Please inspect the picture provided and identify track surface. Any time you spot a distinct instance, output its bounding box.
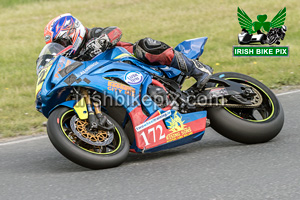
[1,91,300,200]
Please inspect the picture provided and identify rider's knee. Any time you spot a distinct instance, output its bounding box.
[134,37,174,65]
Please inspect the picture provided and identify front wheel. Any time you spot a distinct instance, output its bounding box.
[207,72,284,144]
[47,107,129,169]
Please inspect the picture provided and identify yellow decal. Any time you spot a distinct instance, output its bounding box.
[73,98,88,120]
[107,81,136,96]
[114,53,134,60]
[35,61,53,96]
[166,112,193,142]
[167,111,186,133]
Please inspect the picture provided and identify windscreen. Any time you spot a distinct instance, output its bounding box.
[36,43,65,75]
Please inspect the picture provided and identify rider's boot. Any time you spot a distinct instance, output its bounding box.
[170,51,213,90]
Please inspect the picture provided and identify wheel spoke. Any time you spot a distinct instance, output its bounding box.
[107,144,116,150]
[101,144,114,153]
[241,109,256,120]
[256,107,269,119]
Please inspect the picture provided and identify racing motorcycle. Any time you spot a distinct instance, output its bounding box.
[35,37,284,169]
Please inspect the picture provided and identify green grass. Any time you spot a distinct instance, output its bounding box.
[0,0,49,7]
[0,0,299,138]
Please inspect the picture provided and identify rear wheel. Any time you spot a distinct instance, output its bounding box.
[47,107,129,169]
[207,72,284,144]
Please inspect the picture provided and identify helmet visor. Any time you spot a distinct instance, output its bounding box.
[53,37,71,47]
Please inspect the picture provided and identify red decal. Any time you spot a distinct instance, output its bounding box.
[129,107,206,150]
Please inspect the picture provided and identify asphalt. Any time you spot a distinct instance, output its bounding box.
[1,90,300,200]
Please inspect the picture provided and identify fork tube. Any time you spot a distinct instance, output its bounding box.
[81,88,98,129]
[94,102,101,115]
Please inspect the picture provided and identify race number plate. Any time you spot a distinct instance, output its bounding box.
[129,107,206,150]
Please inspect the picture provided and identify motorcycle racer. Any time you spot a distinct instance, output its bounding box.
[44,13,213,89]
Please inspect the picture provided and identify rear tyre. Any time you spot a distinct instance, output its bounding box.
[47,107,129,169]
[207,72,284,144]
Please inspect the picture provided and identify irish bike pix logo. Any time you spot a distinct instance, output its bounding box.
[233,7,289,57]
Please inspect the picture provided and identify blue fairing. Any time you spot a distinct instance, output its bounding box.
[36,38,208,152]
[36,37,208,117]
[174,37,208,59]
[143,131,205,153]
[38,56,149,117]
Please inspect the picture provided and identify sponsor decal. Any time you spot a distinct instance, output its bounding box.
[107,81,136,97]
[165,112,192,142]
[135,110,171,132]
[124,71,144,85]
[75,61,99,77]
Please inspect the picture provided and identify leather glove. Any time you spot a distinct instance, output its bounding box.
[85,34,110,57]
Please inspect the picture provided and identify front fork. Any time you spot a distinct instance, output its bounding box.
[74,88,114,131]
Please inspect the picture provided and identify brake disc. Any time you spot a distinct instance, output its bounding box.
[70,116,114,146]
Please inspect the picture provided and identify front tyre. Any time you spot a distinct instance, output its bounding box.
[47,107,129,169]
[207,72,284,144]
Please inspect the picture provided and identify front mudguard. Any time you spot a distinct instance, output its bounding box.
[48,98,89,120]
